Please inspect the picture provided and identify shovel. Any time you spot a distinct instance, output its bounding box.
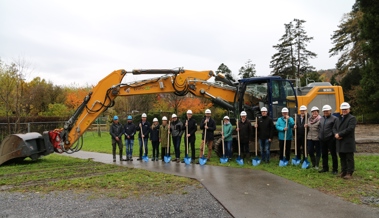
[302,113,310,169]
[292,114,301,166]
[140,124,149,162]
[220,120,228,164]
[199,122,208,166]
[164,121,171,163]
[236,119,244,166]
[279,118,288,167]
[184,120,192,165]
[253,117,261,166]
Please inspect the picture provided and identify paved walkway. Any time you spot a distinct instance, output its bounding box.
[65,151,379,218]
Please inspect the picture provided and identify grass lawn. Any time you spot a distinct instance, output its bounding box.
[0,154,199,198]
[79,131,379,207]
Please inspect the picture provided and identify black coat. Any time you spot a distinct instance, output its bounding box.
[182,117,197,143]
[137,121,151,139]
[124,122,136,140]
[110,122,124,139]
[200,117,216,141]
[150,124,160,142]
[295,113,309,138]
[333,113,356,153]
[237,119,252,143]
[257,116,274,140]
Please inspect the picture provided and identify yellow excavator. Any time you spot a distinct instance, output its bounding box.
[0,68,344,165]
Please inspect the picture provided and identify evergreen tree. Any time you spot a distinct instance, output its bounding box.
[329,6,366,75]
[216,63,235,82]
[270,19,316,79]
[238,59,256,79]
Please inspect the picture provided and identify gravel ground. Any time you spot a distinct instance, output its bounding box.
[0,186,232,218]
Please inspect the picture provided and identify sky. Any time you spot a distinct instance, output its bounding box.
[0,0,355,87]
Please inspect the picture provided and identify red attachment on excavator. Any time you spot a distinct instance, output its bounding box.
[48,129,64,153]
[0,131,54,166]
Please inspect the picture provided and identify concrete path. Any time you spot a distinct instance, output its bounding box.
[65,151,379,218]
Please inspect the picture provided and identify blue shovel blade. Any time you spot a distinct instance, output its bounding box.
[184,157,192,165]
[302,159,310,169]
[220,156,228,164]
[279,158,288,167]
[164,155,171,163]
[142,155,149,162]
[236,157,244,165]
[291,157,301,166]
[253,157,261,166]
[199,157,207,165]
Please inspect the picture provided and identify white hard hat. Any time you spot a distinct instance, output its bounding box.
[153,118,158,122]
[261,107,268,112]
[240,111,247,116]
[205,109,211,114]
[141,113,147,118]
[281,107,289,113]
[162,116,168,121]
[340,102,350,110]
[322,105,332,111]
[172,114,177,118]
[311,106,319,112]
[223,116,230,120]
[300,105,307,111]
[187,110,193,114]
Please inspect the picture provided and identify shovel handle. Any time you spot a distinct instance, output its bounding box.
[140,124,145,154]
[304,113,308,158]
[236,119,240,156]
[186,120,189,155]
[221,120,225,155]
[283,118,288,157]
[203,122,207,156]
[167,121,170,155]
[294,114,297,156]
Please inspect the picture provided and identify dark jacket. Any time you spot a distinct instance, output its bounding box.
[200,117,216,141]
[170,120,184,137]
[137,121,151,139]
[110,122,124,139]
[124,122,136,140]
[150,124,160,142]
[333,113,356,153]
[296,113,309,138]
[237,118,252,143]
[182,117,197,143]
[319,114,337,141]
[257,116,274,140]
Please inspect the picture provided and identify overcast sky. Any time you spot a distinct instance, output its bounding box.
[0,0,355,87]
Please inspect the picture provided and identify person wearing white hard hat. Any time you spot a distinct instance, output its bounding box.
[255,107,274,163]
[170,113,183,163]
[159,116,169,161]
[333,102,356,179]
[110,115,126,162]
[150,118,160,161]
[294,105,309,162]
[236,111,253,161]
[124,115,136,161]
[318,105,338,174]
[198,109,216,163]
[222,116,233,160]
[137,113,151,161]
[276,107,295,162]
[305,106,322,169]
[181,109,197,163]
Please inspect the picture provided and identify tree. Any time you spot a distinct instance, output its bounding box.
[329,9,366,75]
[238,59,256,79]
[357,0,379,114]
[270,19,317,79]
[216,63,235,83]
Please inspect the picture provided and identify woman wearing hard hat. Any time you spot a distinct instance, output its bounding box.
[305,106,322,169]
[150,118,160,161]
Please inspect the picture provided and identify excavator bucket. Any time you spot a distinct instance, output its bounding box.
[0,131,54,166]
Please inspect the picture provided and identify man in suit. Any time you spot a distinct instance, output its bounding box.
[333,102,357,179]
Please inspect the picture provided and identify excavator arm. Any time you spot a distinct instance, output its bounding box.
[55,69,237,153]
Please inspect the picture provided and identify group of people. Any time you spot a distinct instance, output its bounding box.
[110,102,356,179]
[110,109,218,164]
[269,102,356,179]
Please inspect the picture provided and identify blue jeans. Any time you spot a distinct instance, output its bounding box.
[138,138,148,158]
[172,136,181,159]
[125,139,134,159]
[259,139,271,162]
[224,140,232,159]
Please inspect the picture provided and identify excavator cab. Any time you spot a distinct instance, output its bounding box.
[238,76,298,121]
